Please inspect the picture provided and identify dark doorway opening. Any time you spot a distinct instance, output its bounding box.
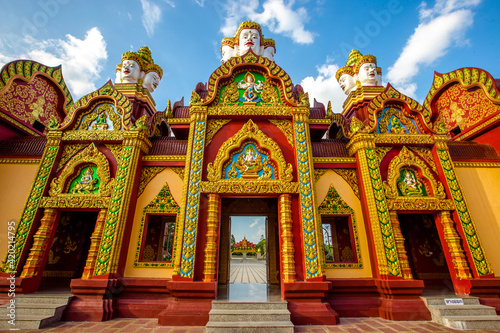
[399,214,454,295]
[40,211,98,291]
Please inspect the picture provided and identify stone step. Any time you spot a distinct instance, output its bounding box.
[211,300,288,310]
[209,309,290,322]
[12,294,72,303]
[442,315,500,330]
[207,300,294,332]
[206,321,294,333]
[0,302,67,317]
[423,296,480,306]
[429,304,497,317]
[0,313,61,330]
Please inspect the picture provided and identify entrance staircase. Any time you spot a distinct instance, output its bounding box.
[206,300,294,332]
[0,293,73,330]
[423,296,500,330]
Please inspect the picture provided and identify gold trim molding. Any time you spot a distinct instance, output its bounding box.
[387,197,455,211]
[454,161,500,168]
[0,158,40,164]
[313,157,357,164]
[200,180,299,194]
[41,196,110,209]
[142,155,186,162]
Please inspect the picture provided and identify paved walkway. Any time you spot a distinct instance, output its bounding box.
[6,317,500,332]
[229,258,266,283]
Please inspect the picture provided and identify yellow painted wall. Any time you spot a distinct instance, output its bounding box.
[455,167,500,277]
[315,170,373,278]
[0,162,40,261]
[124,167,184,278]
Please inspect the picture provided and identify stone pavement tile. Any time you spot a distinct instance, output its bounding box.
[377,327,398,333]
[188,328,205,333]
[311,328,327,333]
[360,319,386,328]
[323,326,346,333]
[345,328,364,333]
[294,327,311,332]
[354,324,378,332]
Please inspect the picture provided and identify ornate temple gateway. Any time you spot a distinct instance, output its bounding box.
[1,21,500,327]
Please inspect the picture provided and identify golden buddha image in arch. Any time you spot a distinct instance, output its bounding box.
[383,146,445,200]
[206,119,293,182]
[48,143,114,197]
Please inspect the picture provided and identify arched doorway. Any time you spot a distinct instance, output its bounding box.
[218,197,280,301]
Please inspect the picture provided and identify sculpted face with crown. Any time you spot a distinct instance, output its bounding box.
[115,46,163,93]
[336,50,382,94]
[221,21,276,63]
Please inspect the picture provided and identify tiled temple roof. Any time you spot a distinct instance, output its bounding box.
[447,141,500,161]
[149,136,188,156]
[311,139,350,157]
[0,136,46,157]
[309,107,326,119]
[173,106,189,118]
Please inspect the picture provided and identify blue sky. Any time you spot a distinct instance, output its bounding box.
[231,216,266,245]
[0,0,499,114]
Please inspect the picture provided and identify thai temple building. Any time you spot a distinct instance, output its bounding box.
[1,20,500,330]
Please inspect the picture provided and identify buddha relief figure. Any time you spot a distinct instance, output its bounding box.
[220,21,276,63]
[71,167,99,194]
[238,72,263,103]
[390,116,407,134]
[397,169,424,197]
[115,46,163,92]
[235,145,263,176]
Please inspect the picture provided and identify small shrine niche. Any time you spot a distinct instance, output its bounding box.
[225,142,275,180]
[397,168,427,197]
[68,165,100,194]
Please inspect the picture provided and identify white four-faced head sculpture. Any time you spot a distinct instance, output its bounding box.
[220,21,276,63]
[357,62,378,86]
[121,59,141,83]
[238,28,261,55]
[336,67,357,95]
[143,71,161,93]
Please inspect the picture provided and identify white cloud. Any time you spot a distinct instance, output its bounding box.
[301,63,346,114]
[194,0,205,6]
[141,0,162,37]
[387,0,480,98]
[221,0,315,44]
[249,219,260,228]
[164,0,175,7]
[0,27,107,98]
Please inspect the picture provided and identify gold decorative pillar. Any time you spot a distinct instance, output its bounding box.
[93,130,151,276]
[439,211,472,279]
[21,208,58,277]
[174,104,207,279]
[347,134,401,278]
[279,194,296,282]
[433,139,492,277]
[82,209,107,279]
[388,211,412,279]
[293,107,323,280]
[2,131,61,273]
[203,193,220,282]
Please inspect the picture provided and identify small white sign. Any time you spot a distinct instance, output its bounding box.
[445,298,464,306]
